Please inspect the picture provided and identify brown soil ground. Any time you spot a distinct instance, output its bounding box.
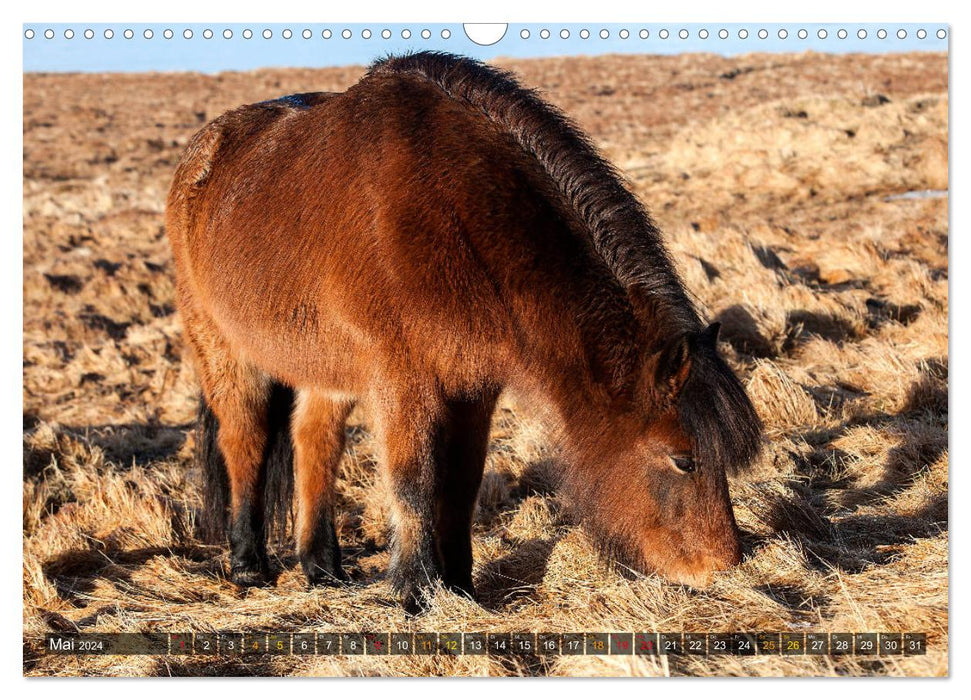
[23,51,948,677]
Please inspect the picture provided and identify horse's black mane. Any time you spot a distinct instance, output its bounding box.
[370,51,762,472]
[679,329,763,474]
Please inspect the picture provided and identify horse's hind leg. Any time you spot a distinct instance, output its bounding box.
[435,393,498,597]
[182,301,275,586]
[292,390,353,586]
[205,363,273,585]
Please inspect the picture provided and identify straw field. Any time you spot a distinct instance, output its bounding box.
[23,51,948,676]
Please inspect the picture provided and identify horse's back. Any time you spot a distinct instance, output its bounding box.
[166,75,560,391]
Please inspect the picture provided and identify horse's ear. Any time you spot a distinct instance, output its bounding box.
[653,333,693,398]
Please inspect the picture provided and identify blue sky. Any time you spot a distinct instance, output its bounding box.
[23,23,948,73]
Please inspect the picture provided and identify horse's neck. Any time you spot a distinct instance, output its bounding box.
[510,285,640,412]
[513,277,701,426]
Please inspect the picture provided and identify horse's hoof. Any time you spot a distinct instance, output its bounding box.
[304,568,348,588]
[397,582,435,616]
[445,579,476,601]
[301,554,347,587]
[231,565,270,588]
[402,592,426,617]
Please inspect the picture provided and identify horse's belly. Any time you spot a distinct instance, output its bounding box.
[210,290,372,393]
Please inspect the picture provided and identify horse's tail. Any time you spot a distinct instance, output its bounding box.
[196,384,296,543]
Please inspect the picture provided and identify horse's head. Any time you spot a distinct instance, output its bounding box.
[564,322,763,587]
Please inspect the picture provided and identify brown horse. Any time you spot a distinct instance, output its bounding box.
[166,52,762,611]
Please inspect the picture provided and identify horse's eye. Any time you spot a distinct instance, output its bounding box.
[672,455,696,473]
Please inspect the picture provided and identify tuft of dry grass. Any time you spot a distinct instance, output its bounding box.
[23,51,947,676]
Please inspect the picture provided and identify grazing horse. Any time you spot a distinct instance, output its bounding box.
[166,51,762,611]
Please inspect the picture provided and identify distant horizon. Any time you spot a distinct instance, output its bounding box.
[23,22,948,74]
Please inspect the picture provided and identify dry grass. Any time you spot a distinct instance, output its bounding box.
[23,51,948,677]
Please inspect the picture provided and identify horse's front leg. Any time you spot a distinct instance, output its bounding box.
[379,390,447,614]
[435,393,498,598]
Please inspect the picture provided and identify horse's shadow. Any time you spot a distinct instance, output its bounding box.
[77,422,190,468]
[473,536,559,611]
[24,419,190,477]
[27,420,220,612]
[714,304,870,360]
[754,582,829,613]
[713,292,925,362]
[747,363,947,575]
[467,455,566,611]
[40,543,225,610]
